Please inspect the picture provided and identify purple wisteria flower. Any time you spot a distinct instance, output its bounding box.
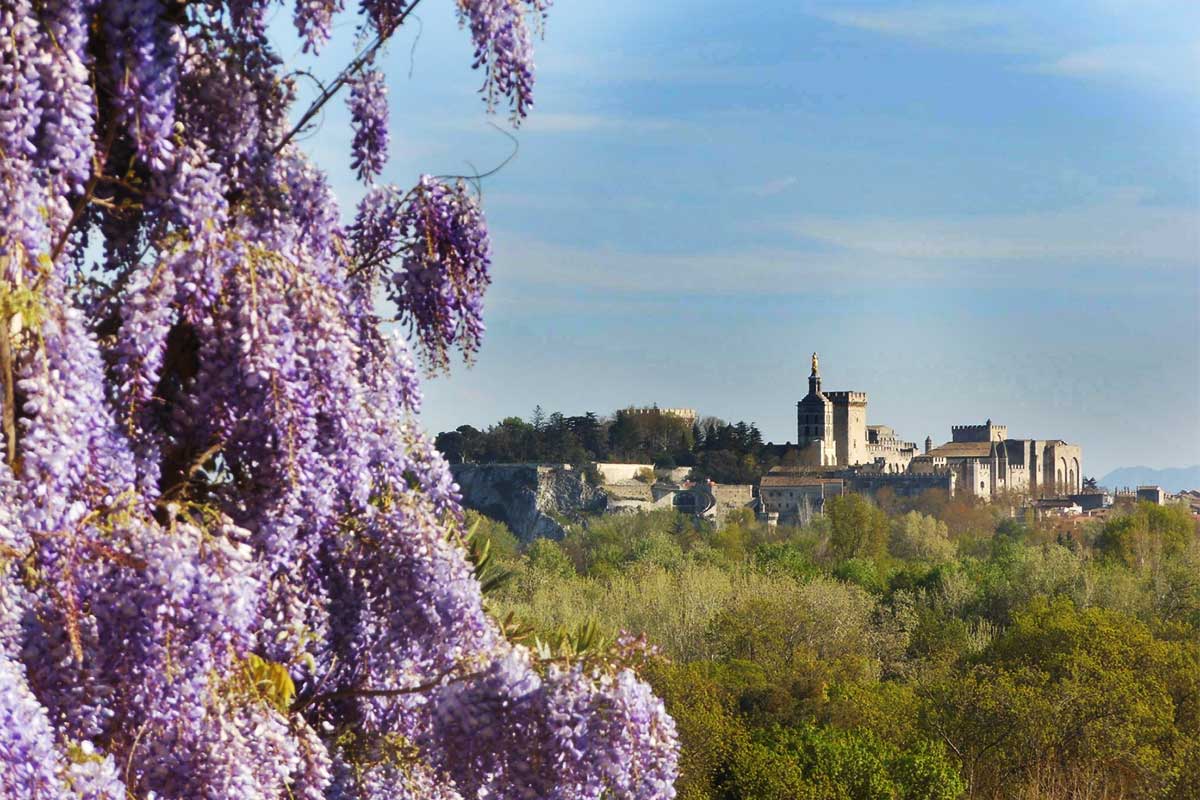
[348,69,390,182]
[457,0,552,119]
[0,0,678,798]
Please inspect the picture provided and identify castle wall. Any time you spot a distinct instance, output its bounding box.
[827,391,868,466]
[594,463,655,482]
[1044,442,1082,494]
[795,439,834,467]
[952,422,1008,443]
[759,480,844,523]
[957,459,992,499]
[847,471,955,499]
[628,407,698,425]
[867,443,916,473]
[865,425,917,473]
[1002,463,1029,494]
[1023,440,1048,496]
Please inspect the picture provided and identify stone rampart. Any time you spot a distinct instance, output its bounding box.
[594,462,654,483]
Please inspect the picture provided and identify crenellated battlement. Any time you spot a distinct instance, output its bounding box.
[824,391,868,404]
[952,421,1008,442]
[628,407,698,424]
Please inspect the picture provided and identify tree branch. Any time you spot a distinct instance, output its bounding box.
[51,119,120,265]
[0,317,16,467]
[291,663,468,713]
[272,1,426,157]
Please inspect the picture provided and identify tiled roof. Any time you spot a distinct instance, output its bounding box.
[760,475,844,488]
[926,442,993,459]
[766,465,843,475]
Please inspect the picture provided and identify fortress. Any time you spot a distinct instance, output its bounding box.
[778,353,1083,507]
[912,420,1082,499]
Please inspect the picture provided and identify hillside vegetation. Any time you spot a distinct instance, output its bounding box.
[470,496,1200,800]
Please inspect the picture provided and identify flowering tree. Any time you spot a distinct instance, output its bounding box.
[0,1,678,797]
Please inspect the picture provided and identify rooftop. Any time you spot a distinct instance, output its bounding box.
[926,441,994,459]
[761,475,845,488]
[767,465,844,476]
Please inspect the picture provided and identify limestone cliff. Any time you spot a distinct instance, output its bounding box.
[451,464,608,541]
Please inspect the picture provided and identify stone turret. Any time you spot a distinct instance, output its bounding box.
[925,436,932,454]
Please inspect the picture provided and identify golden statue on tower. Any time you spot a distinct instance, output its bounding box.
[811,351,819,375]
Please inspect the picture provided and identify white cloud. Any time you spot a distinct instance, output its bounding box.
[1025,41,1200,90]
[781,192,1199,264]
[744,176,799,197]
[487,236,908,295]
[480,191,1197,304]
[815,4,1008,41]
[507,112,679,135]
[810,2,1200,93]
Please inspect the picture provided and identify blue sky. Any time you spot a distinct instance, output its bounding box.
[276,0,1200,477]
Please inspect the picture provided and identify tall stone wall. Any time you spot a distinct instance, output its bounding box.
[828,391,869,466]
[847,471,955,499]
[710,484,756,525]
[594,462,654,483]
[1045,442,1083,494]
[952,422,1008,443]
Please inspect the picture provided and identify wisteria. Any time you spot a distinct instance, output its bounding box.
[350,177,491,371]
[457,0,551,119]
[0,1,677,799]
[348,70,390,181]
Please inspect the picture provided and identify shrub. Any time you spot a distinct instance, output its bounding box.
[890,511,956,563]
[525,538,576,578]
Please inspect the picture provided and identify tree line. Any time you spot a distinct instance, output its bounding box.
[436,406,803,483]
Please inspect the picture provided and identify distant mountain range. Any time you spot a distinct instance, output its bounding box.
[1099,465,1200,493]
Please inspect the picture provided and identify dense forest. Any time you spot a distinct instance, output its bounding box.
[436,406,798,483]
[466,495,1200,800]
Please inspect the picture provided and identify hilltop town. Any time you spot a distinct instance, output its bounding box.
[434,354,1172,539]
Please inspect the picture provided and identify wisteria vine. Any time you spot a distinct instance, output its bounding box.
[0,1,678,799]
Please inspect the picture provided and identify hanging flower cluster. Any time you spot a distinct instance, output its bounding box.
[0,1,678,799]
[348,69,390,182]
[351,177,491,371]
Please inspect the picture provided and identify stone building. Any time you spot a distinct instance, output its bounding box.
[756,465,951,524]
[628,406,698,426]
[759,472,845,525]
[1136,485,1166,505]
[912,419,1083,499]
[866,425,919,473]
[796,353,915,470]
[827,390,868,467]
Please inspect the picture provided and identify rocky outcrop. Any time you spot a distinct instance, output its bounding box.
[451,464,607,541]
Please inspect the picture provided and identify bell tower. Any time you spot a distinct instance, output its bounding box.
[796,352,836,465]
